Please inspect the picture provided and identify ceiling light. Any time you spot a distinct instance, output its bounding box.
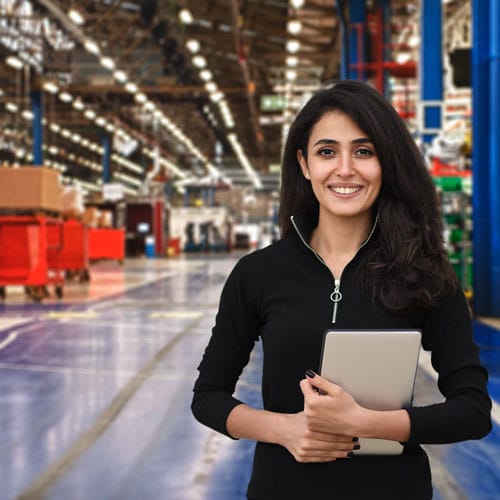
[186,39,200,53]
[200,69,213,81]
[43,81,59,94]
[192,55,207,68]
[84,109,96,120]
[72,99,85,110]
[205,82,218,93]
[84,39,100,55]
[95,117,107,127]
[286,40,301,53]
[5,102,18,113]
[125,82,138,93]
[135,93,147,104]
[286,55,299,67]
[68,8,84,25]
[290,0,305,8]
[113,70,127,83]
[287,20,302,35]
[5,56,23,69]
[286,69,298,81]
[179,9,193,24]
[22,110,34,120]
[59,92,73,103]
[100,56,115,70]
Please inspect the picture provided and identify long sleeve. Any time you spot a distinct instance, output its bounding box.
[406,289,492,445]
[191,253,263,437]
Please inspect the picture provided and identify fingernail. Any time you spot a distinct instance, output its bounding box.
[347,452,355,458]
[352,437,359,442]
[353,444,361,450]
[306,369,316,378]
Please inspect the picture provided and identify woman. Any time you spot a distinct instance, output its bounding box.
[191,80,491,499]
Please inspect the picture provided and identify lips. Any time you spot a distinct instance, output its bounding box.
[329,185,362,195]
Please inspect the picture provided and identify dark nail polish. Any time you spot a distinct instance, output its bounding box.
[352,437,359,442]
[347,452,355,458]
[353,444,361,450]
[306,369,316,378]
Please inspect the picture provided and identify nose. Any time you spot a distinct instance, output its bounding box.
[335,153,354,177]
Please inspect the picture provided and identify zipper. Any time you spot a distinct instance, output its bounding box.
[330,279,342,323]
[290,214,378,324]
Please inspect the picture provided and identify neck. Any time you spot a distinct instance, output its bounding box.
[310,210,373,265]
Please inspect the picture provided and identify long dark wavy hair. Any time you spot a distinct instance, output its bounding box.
[279,80,458,313]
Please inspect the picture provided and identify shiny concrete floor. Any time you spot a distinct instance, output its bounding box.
[0,255,499,500]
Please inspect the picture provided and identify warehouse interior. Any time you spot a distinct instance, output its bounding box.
[0,0,499,499]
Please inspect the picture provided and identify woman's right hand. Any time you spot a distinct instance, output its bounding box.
[278,412,357,463]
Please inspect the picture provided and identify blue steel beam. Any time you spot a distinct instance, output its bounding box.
[31,90,43,165]
[101,132,111,183]
[472,0,500,316]
[348,0,366,81]
[420,0,443,144]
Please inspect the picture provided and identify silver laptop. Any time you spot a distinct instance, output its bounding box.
[320,329,422,455]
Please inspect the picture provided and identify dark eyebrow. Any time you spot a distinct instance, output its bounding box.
[312,137,373,147]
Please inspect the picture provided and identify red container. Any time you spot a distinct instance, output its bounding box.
[88,227,125,263]
[0,215,64,301]
[59,219,90,281]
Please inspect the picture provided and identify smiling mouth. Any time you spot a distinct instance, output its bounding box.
[330,186,362,195]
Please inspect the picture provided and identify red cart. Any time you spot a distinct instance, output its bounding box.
[0,215,64,302]
[88,227,125,263]
[59,219,90,282]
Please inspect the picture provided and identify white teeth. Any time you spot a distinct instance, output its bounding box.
[332,186,360,195]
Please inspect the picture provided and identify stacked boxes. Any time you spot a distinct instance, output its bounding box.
[0,167,63,213]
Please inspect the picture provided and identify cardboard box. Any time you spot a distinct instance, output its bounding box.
[0,166,63,213]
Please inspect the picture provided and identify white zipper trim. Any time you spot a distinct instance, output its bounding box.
[290,213,379,324]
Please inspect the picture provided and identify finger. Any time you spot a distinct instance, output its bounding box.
[305,369,340,396]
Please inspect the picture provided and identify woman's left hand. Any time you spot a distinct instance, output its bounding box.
[299,371,366,437]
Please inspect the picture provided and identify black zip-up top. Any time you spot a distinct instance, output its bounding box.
[192,208,492,500]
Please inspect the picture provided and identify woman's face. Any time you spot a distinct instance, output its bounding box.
[297,109,382,222]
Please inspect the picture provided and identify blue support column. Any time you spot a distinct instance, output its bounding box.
[334,0,349,80]
[472,0,500,316]
[348,0,366,81]
[101,132,111,183]
[420,0,443,144]
[379,0,391,98]
[31,90,43,165]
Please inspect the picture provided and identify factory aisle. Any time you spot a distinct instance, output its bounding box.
[0,255,498,500]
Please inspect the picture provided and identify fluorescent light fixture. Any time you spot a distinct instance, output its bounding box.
[186,39,201,53]
[286,55,299,67]
[179,9,193,24]
[192,55,207,68]
[59,92,73,103]
[290,0,305,8]
[5,102,18,113]
[286,40,301,53]
[205,82,218,93]
[134,92,147,104]
[43,81,59,94]
[84,39,100,55]
[287,20,302,35]
[113,70,127,82]
[5,56,23,69]
[22,110,34,120]
[100,56,115,70]
[200,69,213,81]
[72,99,85,110]
[68,8,84,25]
[84,109,96,120]
[285,69,297,81]
[125,82,138,93]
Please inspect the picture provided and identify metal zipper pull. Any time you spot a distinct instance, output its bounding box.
[330,279,342,323]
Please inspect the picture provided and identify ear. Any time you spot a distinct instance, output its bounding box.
[297,149,310,180]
